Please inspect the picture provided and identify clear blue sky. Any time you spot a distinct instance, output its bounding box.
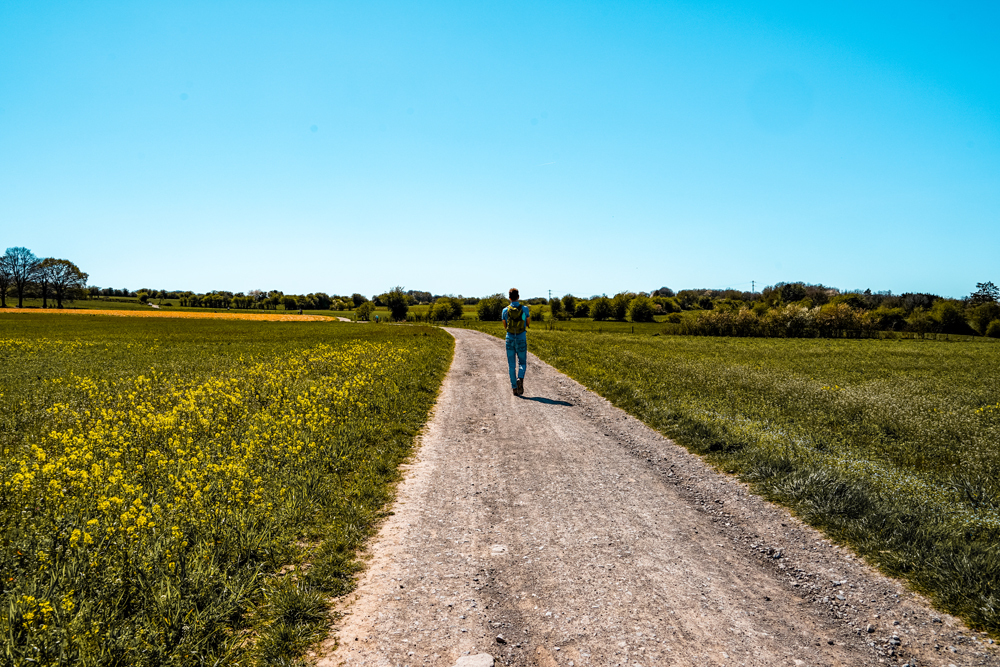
[1,1,997,299]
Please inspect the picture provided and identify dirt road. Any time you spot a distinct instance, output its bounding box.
[317,328,997,667]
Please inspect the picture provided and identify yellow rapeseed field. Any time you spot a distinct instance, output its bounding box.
[1,308,330,322]
[0,314,453,665]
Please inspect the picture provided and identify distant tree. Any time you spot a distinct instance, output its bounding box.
[574,301,591,318]
[311,292,332,309]
[406,290,432,304]
[652,286,675,298]
[549,297,563,319]
[4,247,40,307]
[352,293,367,308]
[0,251,12,307]
[138,292,150,304]
[282,296,298,311]
[970,281,999,305]
[591,296,612,321]
[779,282,808,303]
[384,286,410,321]
[561,294,577,316]
[628,295,655,322]
[35,258,60,307]
[901,293,937,312]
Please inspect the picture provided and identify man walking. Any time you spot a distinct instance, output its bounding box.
[502,288,530,396]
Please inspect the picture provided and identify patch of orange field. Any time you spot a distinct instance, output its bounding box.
[1,308,332,322]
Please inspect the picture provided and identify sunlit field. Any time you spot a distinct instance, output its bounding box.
[479,328,1000,632]
[0,314,452,665]
[2,307,332,321]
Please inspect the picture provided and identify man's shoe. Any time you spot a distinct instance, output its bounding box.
[516,378,524,396]
[512,386,518,396]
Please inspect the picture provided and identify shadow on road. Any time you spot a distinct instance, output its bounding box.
[522,396,573,406]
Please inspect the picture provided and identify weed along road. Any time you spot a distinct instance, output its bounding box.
[319,329,998,667]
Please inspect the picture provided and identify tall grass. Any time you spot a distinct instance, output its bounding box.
[483,329,1000,632]
[0,315,452,665]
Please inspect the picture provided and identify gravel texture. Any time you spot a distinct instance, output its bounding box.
[316,328,999,667]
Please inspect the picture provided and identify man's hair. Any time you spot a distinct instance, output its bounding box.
[508,288,519,301]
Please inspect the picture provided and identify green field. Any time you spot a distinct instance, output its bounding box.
[478,327,1000,632]
[0,314,452,665]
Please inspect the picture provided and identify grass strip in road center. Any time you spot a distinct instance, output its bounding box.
[469,322,1000,634]
[0,314,453,665]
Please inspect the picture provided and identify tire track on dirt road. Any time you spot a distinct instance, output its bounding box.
[317,328,998,667]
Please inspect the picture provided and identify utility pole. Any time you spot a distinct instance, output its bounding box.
[752,280,755,294]
[548,289,551,302]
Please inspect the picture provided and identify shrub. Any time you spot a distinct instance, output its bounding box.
[611,292,631,321]
[969,302,1000,335]
[477,294,504,321]
[933,300,974,335]
[871,307,907,331]
[665,312,682,324]
[591,296,612,321]
[549,298,562,318]
[653,296,680,313]
[574,302,590,318]
[432,298,463,321]
[906,307,934,335]
[628,296,655,322]
[987,320,1000,338]
[355,301,374,321]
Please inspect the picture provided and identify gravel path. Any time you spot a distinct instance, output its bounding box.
[316,328,998,667]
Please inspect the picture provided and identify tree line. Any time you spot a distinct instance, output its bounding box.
[531,281,1000,338]
[0,247,89,308]
[4,247,996,337]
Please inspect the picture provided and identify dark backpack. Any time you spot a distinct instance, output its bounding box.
[507,303,526,334]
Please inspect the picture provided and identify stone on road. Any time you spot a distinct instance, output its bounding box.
[318,328,997,667]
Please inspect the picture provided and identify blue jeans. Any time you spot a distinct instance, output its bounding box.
[505,332,527,388]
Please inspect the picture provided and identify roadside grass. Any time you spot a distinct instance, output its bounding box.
[0,314,453,665]
[474,327,1000,633]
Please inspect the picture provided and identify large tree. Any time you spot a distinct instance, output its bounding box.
[47,259,89,307]
[36,258,56,307]
[0,251,12,307]
[970,281,999,305]
[4,247,40,307]
[383,286,410,321]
